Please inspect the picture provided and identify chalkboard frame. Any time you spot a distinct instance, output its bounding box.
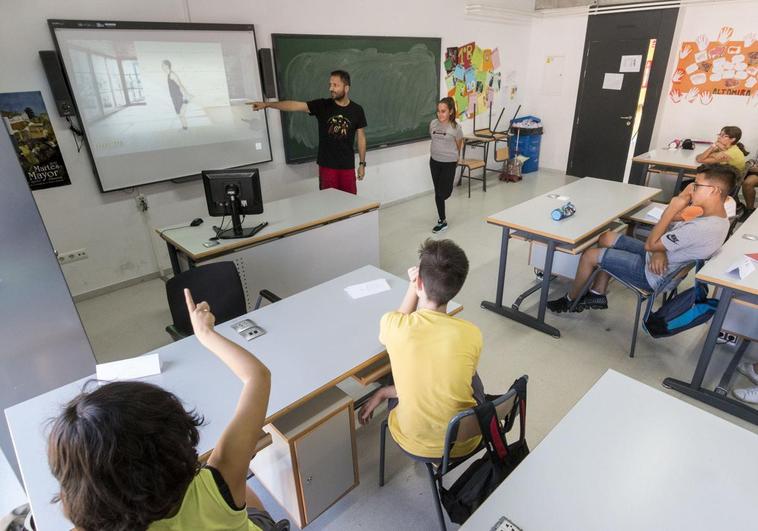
[271,33,441,165]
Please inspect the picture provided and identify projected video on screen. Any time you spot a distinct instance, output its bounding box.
[50,21,272,192]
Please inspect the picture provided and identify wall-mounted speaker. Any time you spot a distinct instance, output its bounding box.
[39,50,75,117]
[258,48,278,99]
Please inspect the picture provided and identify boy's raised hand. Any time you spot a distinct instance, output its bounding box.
[184,288,216,338]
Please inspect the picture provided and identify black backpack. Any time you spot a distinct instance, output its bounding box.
[439,377,529,524]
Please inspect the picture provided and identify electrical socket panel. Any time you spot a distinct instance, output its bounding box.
[58,248,88,265]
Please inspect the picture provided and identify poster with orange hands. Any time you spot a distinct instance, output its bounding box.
[670,26,758,106]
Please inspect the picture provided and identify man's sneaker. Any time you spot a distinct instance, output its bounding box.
[737,362,758,385]
[581,292,608,310]
[547,294,581,313]
[432,220,448,234]
[733,386,758,404]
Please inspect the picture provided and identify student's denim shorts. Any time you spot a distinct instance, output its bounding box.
[598,235,653,292]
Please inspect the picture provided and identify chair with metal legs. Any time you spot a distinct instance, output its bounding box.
[378,376,528,530]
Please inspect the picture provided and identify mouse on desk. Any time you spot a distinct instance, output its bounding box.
[190,218,204,227]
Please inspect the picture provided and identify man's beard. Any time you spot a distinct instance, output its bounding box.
[330,90,345,100]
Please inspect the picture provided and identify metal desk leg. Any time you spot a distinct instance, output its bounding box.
[674,169,685,195]
[481,230,561,338]
[715,339,750,396]
[663,288,758,426]
[167,242,181,275]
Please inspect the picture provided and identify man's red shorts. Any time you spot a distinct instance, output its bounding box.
[318,166,357,194]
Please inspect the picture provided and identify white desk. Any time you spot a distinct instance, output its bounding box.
[6,265,459,531]
[461,370,758,531]
[481,178,659,337]
[632,148,699,193]
[157,189,380,308]
[663,210,758,425]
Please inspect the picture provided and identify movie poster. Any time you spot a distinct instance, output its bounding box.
[0,91,71,190]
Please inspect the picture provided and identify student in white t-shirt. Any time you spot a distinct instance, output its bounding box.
[428,97,464,234]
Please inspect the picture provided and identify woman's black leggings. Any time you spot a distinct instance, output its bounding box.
[429,158,457,221]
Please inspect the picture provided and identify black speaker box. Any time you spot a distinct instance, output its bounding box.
[39,50,75,117]
[258,48,278,99]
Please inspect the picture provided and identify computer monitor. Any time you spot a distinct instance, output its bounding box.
[202,169,264,239]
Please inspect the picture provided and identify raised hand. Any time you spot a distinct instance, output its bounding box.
[699,91,713,105]
[685,87,700,103]
[248,101,267,111]
[679,45,692,60]
[696,34,709,51]
[717,26,734,43]
[184,288,216,338]
[744,32,757,48]
[672,69,684,83]
[669,87,682,103]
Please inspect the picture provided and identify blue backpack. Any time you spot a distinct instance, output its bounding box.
[643,281,719,338]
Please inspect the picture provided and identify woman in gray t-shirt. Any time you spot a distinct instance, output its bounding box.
[429,97,464,233]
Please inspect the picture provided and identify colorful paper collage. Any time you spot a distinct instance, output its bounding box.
[670,26,758,106]
[444,43,502,119]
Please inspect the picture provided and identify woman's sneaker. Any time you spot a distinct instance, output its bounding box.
[432,220,448,234]
[737,362,758,385]
[733,386,758,404]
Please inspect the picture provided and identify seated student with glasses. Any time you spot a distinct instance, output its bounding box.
[548,164,735,313]
[695,126,748,176]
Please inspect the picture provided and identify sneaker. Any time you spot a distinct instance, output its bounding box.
[547,294,582,313]
[737,362,758,385]
[733,386,758,404]
[581,292,608,310]
[432,220,448,234]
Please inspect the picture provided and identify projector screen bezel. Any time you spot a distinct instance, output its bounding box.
[48,19,273,193]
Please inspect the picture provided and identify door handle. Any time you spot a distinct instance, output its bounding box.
[619,115,633,120]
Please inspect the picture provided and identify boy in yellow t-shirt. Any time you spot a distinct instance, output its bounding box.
[358,239,484,459]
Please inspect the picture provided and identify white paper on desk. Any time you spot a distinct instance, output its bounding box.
[645,206,664,221]
[96,352,161,381]
[726,257,756,280]
[344,278,391,299]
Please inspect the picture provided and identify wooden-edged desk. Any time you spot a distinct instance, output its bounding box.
[481,178,659,337]
[461,370,758,531]
[157,189,380,307]
[5,266,460,530]
[663,210,758,425]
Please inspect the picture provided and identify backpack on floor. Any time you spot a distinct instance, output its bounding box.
[643,281,719,338]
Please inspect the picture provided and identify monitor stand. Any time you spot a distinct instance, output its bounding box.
[217,192,267,239]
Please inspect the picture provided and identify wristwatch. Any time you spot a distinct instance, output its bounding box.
[358,161,367,167]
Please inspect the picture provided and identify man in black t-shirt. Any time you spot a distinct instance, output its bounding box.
[251,70,367,194]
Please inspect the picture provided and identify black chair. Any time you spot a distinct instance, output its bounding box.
[164,262,246,341]
[254,289,282,310]
[379,376,528,531]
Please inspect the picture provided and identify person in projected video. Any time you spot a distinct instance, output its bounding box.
[162,59,192,131]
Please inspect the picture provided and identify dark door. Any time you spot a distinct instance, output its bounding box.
[567,8,678,182]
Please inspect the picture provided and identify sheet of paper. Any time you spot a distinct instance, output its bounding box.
[602,73,624,90]
[726,257,756,280]
[471,46,484,70]
[482,48,493,71]
[491,48,501,70]
[445,73,455,90]
[453,64,465,81]
[344,278,391,299]
[96,352,161,382]
[619,54,642,72]
[645,206,664,221]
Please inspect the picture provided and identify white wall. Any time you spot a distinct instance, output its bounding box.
[0,0,532,296]
[651,2,758,152]
[522,12,588,171]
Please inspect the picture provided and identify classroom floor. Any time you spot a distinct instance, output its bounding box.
[75,169,758,530]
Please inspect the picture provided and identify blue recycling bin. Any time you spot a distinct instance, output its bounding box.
[508,116,543,174]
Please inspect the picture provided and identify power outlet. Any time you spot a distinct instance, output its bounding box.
[58,248,88,265]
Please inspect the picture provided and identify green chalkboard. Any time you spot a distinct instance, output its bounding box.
[272,34,441,164]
